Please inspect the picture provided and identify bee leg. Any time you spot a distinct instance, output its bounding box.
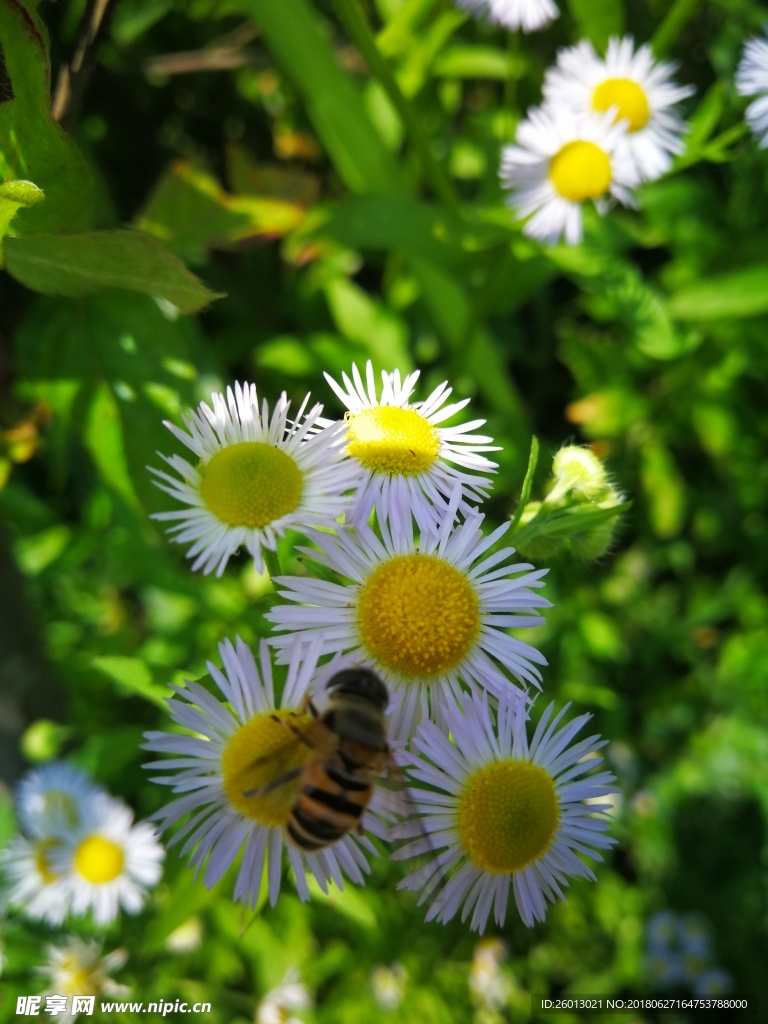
[270,713,315,749]
[301,694,320,718]
[243,766,303,799]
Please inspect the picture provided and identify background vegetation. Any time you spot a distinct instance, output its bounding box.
[1,0,767,1021]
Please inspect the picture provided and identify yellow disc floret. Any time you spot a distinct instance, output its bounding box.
[60,964,99,997]
[35,837,63,884]
[592,77,650,133]
[345,406,440,476]
[458,760,559,874]
[199,441,302,528]
[549,141,612,203]
[45,790,81,828]
[357,554,480,678]
[74,835,125,884]
[222,711,317,826]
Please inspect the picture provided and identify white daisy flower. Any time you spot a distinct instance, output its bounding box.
[500,106,638,246]
[267,492,550,740]
[394,691,618,932]
[151,382,361,577]
[737,34,768,148]
[257,968,312,1024]
[543,37,693,181]
[49,795,164,926]
[1,833,72,925]
[143,636,384,908]
[39,938,128,1020]
[457,0,558,33]
[323,362,498,535]
[17,761,101,838]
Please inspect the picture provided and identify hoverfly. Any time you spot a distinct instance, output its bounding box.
[246,667,396,852]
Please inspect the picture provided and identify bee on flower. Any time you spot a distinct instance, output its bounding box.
[144,636,392,907]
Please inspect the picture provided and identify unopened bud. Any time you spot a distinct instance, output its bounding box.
[550,446,610,503]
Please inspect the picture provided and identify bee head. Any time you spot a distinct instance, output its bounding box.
[325,668,389,709]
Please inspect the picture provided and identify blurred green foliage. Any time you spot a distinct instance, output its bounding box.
[2,0,768,1021]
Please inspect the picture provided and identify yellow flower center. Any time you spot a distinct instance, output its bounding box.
[59,959,99,997]
[74,835,125,884]
[34,838,62,884]
[199,441,303,528]
[458,760,559,873]
[592,77,650,133]
[549,141,612,203]
[345,406,440,476]
[356,554,480,679]
[221,710,318,826]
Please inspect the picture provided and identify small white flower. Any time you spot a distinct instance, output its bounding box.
[50,795,164,925]
[1,833,72,925]
[39,938,128,1021]
[257,968,312,1024]
[457,0,558,33]
[323,362,498,535]
[17,761,101,838]
[500,106,637,246]
[394,691,618,932]
[151,382,361,576]
[268,492,549,740]
[543,36,693,181]
[144,636,384,907]
[737,34,768,147]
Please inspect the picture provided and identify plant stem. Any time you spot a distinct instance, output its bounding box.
[333,0,463,219]
[263,548,282,579]
[651,0,698,56]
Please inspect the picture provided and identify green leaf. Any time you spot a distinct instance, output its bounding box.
[3,230,222,312]
[432,44,526,80]
[509,436,540,532]
[509,501,629,551]
[242,0,403,196]
[0,0,95,231]
[324,276,413,371]
[410,257,529,432]
[15,291,204,507]
[91,655,172,708]
[0,179,44,261]
[565,0,624,51]
[137,161,311,265]
[309,197,467,267]
[669,266,768,321]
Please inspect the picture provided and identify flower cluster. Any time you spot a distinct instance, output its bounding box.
[500,36,693,245]
[146,364,619,933]
[644,911,733,996]
[1,761,163,927]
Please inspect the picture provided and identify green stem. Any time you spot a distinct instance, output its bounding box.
[333,0,463,219]
[651,0,698,56]
[263,547,282,579]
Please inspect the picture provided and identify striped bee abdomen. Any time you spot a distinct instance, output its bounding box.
[286,754,373,852]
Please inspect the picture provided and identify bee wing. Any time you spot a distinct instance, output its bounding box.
[241,722,313,799]
[374,751,450,905]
